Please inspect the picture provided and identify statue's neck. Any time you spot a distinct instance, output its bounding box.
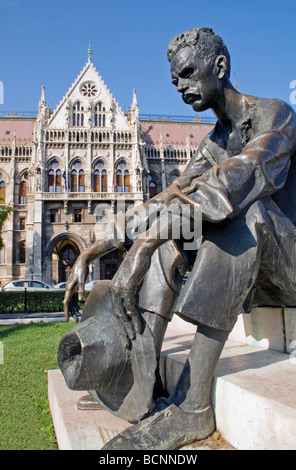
[212,80,246,130]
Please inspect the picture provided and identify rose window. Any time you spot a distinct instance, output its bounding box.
[80,82,98,98]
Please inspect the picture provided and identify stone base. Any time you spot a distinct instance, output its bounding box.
[48,312,296,451]
[48,369,132,450]
[161,315,296,450]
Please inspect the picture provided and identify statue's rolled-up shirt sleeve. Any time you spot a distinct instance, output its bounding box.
[186,131,292,222]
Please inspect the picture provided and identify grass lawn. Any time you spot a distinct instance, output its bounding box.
[0,321,74,450]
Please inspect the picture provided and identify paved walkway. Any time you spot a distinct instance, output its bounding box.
[0,312,75,325]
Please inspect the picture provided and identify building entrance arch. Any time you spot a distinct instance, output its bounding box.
[44,233,86,285]
[54,240,80,282]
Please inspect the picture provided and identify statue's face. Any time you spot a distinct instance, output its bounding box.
[170,46,222,112]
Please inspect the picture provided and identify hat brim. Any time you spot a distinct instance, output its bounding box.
[58,280,157,421]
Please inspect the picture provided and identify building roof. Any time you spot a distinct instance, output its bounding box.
[0,117,35,144]
[0,115,215,148]
[141,119,214,147]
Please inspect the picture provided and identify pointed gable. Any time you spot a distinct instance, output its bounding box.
[48,61,130,130]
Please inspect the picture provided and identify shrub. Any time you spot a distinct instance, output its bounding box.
[0,291,65,314]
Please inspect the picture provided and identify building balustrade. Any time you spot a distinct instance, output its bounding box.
[38,191,142,201]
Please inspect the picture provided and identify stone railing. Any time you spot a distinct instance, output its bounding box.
[37,191,143,201]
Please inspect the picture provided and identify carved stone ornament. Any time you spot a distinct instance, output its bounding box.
[80,81,99,98]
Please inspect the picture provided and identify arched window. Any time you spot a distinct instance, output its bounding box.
[148,174,158,198]
[48,160,62,193]
[124,170,130,192]
[56,170,62,192]
[169,172,180,184]
[19,242,26,264]
[71,169,77,192]
[71,161,85,192]
[78,169,85,192]
[19,173,28,204]
[94,161,107,192]
[72,102,84,127]
[94,102,106,127]
[0,174,6,204]
[115,162,130,193]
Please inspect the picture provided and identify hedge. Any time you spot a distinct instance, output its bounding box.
[0,291,66,313]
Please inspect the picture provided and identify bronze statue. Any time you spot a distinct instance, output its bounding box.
[58,27,296,450]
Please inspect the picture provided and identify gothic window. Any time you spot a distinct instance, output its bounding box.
[169,172,180,183]
[73,209,83,223]
[115,162,130,193]
[148,174,158,198]
[94,102,106,127]
[19,173,28,204]
[71,169,77,192]
[94,161,107,192]
[20,218,25,230]
[0,175,6,204]
[71,161,85,192]
[78,170,85,192]
[50,209,60,223]
[96,210,106,222]
[19,181,27,204]
[72,102,85,127]
[124,170,130,192]
[19,242,26,264]
[48,160,62,193]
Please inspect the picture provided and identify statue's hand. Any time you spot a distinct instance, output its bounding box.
[63,255,89,322]
[111,281,142,344]
[110,245,149,343]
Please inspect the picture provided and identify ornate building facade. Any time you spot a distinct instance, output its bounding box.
[0,55,214,286]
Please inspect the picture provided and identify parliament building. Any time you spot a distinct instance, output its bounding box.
[0,54,214,286]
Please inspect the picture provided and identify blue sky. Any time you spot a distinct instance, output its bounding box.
[0,0,295,119]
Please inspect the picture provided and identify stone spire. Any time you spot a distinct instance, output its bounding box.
[38,86,46,109]
[131,89,139,123]
[131,89,138,110]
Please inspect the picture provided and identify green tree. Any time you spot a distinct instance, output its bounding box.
[0,199,14,249]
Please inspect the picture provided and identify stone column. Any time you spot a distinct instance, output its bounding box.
[160,154,166,191]
[4,155,16,281]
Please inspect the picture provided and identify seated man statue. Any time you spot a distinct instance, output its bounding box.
[60,27,296,450]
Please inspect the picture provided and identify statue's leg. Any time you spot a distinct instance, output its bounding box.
[167,323,229,411]
[103,202,264,450]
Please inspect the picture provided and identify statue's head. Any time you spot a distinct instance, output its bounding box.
[167,27,231,77]
[167,28,231,112]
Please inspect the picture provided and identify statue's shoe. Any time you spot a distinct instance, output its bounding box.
[102,403,215,450]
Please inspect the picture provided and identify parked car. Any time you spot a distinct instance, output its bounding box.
[53,282,67,289]
[1,280,54,292]
[84,280,99,291]
[53,281,99,291]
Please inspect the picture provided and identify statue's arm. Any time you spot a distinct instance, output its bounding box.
[110,126,296,337]
[182,129,295,222]
[63,212,126,321]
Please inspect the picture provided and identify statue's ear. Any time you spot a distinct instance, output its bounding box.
[214,55,227,79]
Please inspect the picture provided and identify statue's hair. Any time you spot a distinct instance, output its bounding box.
[167,27,231,77]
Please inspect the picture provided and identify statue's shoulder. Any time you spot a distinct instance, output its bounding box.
[245,94,296,133]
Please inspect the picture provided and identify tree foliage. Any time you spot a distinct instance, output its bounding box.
[0,199,14,249]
